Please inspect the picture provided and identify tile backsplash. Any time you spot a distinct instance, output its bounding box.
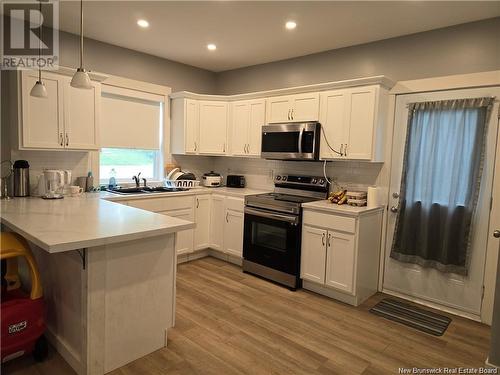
[172,155,383,192]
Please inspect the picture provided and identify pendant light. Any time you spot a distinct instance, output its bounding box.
[30,0,48,98]
[70,0,91,89]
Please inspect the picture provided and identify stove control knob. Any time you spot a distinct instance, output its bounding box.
[319,178,325,185]
[282,176,287,181]
[276,175,281,181]
[311,178,317,184]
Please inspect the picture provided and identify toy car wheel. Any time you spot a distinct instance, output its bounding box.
[33,334,48,362]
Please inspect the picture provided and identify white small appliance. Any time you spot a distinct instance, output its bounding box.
[42,170,67,199]
[202,171,223,187]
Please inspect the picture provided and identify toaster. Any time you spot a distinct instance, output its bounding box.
[226,175,246,188]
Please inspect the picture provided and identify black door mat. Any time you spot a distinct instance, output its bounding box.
[369,298,452,336]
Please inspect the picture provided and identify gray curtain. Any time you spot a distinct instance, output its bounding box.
[390,97,494,275]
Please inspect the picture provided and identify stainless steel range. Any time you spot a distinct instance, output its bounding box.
[243,175,329,290]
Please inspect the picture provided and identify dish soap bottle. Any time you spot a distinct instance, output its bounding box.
[108,168,117,189]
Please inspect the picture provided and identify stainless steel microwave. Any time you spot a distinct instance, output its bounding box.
[261,122,321,161]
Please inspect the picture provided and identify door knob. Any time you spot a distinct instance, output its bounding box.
[390,206,399,213]
[392,192,400,199]
[494,230,500,238]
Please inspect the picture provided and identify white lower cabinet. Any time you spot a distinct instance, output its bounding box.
[300,206,383,306]
[210,194,225,251]
[163,209,194,255]
[224,209,244,257]
[194,195,211,250]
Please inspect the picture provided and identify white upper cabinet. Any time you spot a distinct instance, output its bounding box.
[319,85,388,161]
[63,79,100,150]
[21,71,64,149]
[171,98,228,155]
[199,101,228,154]
[19,70,100,150]
[230,99,265,156]
[266,93,319,123]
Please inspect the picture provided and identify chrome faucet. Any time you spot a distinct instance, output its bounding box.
[132,172,141,188]
[142,178,147,188]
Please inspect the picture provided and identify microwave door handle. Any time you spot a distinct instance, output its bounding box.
[298,128,304,154]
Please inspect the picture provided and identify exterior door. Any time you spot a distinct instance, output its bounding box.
[384,87,500,317]
[21,71,64,149]
[300,225,327,284]
[325,231,355,294]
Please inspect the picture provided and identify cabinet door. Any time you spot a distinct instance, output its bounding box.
[163,209,194,255]
[247,99,265,156]
[266,96,292,124]
[194,195,211,250]
[291,93,320,122]
[210,195,225,251]
[231,101,249,156]
[185,99,199,154]
[63,79,100,150]
[345,87,376,160]
[21,71,64,149]
[325,231,356,294]
[319,90,347,159]
[199,101,228,154]
[301,225,327,284]
[224,209,244,257]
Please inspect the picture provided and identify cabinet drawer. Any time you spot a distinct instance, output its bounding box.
[225,196,244,212]
[303,210,356,233]
[127,195,194,212]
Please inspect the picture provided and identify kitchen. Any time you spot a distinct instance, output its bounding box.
[1,2,500,374]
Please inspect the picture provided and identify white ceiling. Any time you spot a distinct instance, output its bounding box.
[56,1,500,72]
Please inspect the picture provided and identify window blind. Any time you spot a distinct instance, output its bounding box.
[100,90,162,150]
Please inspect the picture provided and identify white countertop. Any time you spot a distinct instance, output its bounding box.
[102,186,270,202]
[0,195,195,253]
[302,200,385,216]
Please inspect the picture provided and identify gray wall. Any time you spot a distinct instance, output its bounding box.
[215,18,500,94]
[59,31,217,93]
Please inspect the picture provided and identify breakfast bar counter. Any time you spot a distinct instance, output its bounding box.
[0,195,194,375]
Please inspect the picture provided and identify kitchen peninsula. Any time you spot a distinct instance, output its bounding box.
[0,194,194,375]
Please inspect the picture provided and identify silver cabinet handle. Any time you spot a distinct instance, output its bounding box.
[65,133,69,147]
[291,109,294,120]
[322,232,325,246]
[344,144,347,157]
[339,144,344,156]
[196,198,199,208]
[223,143,226,153]
[327,233,331,247]
[194,142,197,151]
[494,230,500,238]
[226,212,229,223]
[59,133,64,146]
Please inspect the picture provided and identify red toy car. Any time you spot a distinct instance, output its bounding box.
[1,233,47,363]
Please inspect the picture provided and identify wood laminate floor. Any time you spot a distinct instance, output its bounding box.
[2,257,491,375]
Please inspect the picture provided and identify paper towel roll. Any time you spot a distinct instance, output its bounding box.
[367,186,380,208]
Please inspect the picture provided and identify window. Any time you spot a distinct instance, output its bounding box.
[100,148,161,181]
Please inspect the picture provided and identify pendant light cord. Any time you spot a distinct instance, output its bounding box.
[38,0,42,81]
[79,0,84,68]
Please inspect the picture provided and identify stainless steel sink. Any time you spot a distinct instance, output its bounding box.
[107,187,189,195]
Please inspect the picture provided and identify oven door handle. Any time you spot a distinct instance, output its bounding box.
[298,127,304,154]
[245,207,299,225]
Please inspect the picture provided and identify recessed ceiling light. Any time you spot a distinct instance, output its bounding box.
[285,21,297,30]
[207,43,217,51]
[137,19,149,28]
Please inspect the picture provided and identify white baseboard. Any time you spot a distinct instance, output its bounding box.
[303,280,364,306]
[486,357,500,369]
[176,248,243,267]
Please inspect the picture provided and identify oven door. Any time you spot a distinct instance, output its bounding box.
[261,122,320,160]
[243,207,302,275]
